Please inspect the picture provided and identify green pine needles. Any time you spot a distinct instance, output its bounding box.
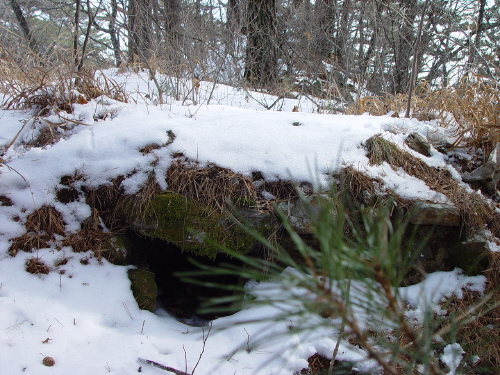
[182,189,495,375]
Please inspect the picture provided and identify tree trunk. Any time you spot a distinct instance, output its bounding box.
[227,0,240,30]
[128,0,153,65]
[73,0,81,68]
[390,0,418,94]
[313,0,336,60]
[468,0,486,70]
[244,0,279,88]
[109,0,122,67]
[9,0,40,57]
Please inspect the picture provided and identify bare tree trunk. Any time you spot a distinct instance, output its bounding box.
[313,0,336,60]
[9,0,40,57]
[467,0,486,71]
[73,0,82,69]
[244,0,279,88]
[227,0,240,30]
[109,0,122,66]
[128,0,153,65]
[389,0,418,94]
[406,0,431,118]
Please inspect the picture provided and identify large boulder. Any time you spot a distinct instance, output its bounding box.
[120,192,276,257]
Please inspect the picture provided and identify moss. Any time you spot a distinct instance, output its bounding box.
[101,235,129,265]
[232,196,257,207]
[365,135,402,166]
[123,192,269,258]
[128,268,157,312]
[451,240,488,276]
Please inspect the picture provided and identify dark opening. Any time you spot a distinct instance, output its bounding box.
[126,230,243,324]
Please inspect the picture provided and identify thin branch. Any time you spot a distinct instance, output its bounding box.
[138,358,190,375]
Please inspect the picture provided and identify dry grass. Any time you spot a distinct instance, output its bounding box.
[340,165,385,203]
[61,229,117,262]
[8,205,65,256]
[24,205,66,236]
[440,252,500,374]
[9,233,51,256]
[364,135,500,237]
[85,176,125,229]
[2,67,127,114]
[25,123,64,148]
[348,78,500,160]
[300,353,330,374]
[8,203,124,263]
[165,158,260,211]
[25,257,50,274]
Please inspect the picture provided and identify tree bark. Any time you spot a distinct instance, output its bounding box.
[128,0,154,65]
[109,0,122,66]
[9,0,40,57]
[244,0,279,88]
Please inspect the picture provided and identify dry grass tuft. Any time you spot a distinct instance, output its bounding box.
[2,68,127,115]
[62,229,111,257]
[443,281,500,372]
[258,180,299,201]
[9,205,65,256]
[25,205,65,236]
[25,257,50,274]
[85,176,125,229]
[118,173,162,218]
[364,135,500,237]
[340,165,384,203]
[0,195,13,206]
[302,353,330,374]
[166,159,259,211]
[9,233,51,256]
[348,78,500,160]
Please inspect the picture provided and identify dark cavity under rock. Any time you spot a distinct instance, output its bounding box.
[125,230,243,321]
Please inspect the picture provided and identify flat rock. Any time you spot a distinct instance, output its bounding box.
[409,201,461,226]
[405,132,431,157]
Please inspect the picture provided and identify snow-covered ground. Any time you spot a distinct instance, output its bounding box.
[0,70,487,374]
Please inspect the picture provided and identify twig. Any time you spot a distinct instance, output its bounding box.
[328,278,351,375]
[191,321,212,374]
[244,328,251,353]
[122,302,133,319]
[137,358,190,375]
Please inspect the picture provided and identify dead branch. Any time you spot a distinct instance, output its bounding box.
[137,358,190,375]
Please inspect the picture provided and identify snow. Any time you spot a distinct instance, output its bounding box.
[441,343,465,375]
[0,70,488,374]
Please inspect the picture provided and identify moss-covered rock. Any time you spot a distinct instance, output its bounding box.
[128,268,157,312]
[101,235,129,265]
[121,192,275,258]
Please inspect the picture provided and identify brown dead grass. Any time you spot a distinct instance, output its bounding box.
[348,78,500,160]
[166,159,259,211]
[85,176,125,229]
[9,205,66,256]
[340,165,384,203]
[300,353,330,374]
[25,257,50,274]
[24,205,65,236]
[430,252,500,374]
[2,68,127,115]
[25,122,64,148]
[364,135,500,237]
[9,233,51,256]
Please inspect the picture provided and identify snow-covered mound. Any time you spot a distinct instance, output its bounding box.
[0,70,486,374]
